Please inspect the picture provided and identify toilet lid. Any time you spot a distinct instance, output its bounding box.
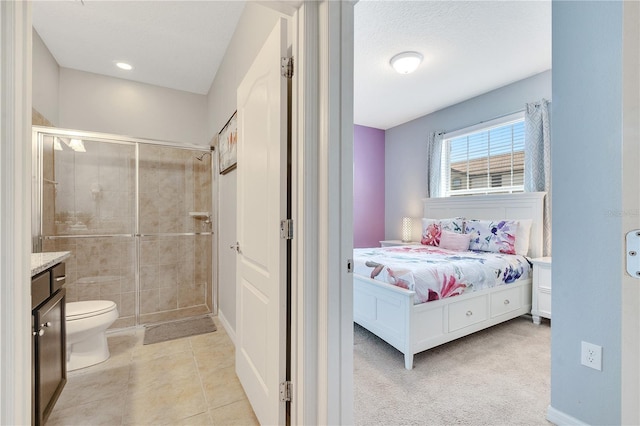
[66,300,117,320]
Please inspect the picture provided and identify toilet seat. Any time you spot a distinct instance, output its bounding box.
[67,300,117,321]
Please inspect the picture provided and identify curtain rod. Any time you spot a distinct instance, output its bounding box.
[435,98,549,137]
[479,108,526,124]
[438,108,525,137]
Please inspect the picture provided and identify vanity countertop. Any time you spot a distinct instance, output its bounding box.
[31,252,71,277]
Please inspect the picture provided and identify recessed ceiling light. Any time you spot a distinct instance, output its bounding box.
[390,51,423,74]
[115,62,133,71]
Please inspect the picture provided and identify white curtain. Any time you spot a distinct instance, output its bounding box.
[427,131,444,198]
[524,99,551,255]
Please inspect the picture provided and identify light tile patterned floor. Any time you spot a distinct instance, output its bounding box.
[47,317,258,426]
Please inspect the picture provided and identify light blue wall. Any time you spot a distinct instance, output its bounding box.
[551,2,623,424]
[384,71,551,241]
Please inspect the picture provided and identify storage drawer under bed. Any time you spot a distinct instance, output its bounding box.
[490,286,522,318]
[448,295,488,332]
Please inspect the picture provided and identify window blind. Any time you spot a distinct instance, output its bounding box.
[442,116,525,196]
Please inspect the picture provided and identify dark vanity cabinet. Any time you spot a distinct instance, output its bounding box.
[32,262,66,426]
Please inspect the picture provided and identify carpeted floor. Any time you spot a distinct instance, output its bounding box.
[354,316,551,426]
[143,315,217,345]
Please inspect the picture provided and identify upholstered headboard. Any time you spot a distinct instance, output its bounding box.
[422,192,546,258]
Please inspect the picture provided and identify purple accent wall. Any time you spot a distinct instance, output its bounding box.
[353,125,385,248]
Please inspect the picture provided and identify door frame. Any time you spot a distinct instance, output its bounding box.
[289,1,354,424]
[0,1,33,425]
[621,1,640,423]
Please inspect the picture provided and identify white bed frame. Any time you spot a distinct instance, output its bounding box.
[353,192,546,369]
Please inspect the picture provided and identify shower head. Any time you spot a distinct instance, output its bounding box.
[195,152,212,161]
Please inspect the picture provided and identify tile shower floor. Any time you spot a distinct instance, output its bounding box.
[47,317,258,426]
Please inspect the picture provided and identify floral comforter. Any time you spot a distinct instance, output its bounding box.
[353,245,531,305]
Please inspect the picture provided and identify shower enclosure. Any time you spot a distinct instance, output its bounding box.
[32,127,214,328]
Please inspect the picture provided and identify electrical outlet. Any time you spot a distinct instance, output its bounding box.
[581,341,602,371]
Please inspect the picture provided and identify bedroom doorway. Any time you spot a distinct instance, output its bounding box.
[351,1,553,424]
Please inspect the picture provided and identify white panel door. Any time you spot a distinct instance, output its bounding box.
[235,18,288,426]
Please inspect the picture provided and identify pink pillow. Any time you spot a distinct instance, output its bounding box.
[439,230,471,251]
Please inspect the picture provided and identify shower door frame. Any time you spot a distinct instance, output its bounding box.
[32,126,217,326]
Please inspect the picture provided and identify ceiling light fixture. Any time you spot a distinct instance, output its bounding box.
[390,51,423,74]
[115,62,133,71]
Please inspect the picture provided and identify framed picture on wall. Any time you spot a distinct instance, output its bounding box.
[218,111,237,174]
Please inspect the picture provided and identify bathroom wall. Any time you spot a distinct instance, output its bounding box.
[32,29,209,147]
[32,29,59,126]
[58,68,209,146]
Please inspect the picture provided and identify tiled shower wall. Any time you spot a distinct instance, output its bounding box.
[138,235,212,325]
[43,236,137,328]
[40,133,213,328]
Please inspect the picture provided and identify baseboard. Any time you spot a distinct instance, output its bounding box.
[217,309,236,346]
[547,405,588,425]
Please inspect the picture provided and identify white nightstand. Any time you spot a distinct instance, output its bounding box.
[379,240,418,247]
[531,257,552,325]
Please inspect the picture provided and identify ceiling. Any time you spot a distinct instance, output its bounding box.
[32,0,551,131]
[32,1,246,95]
[354,0,551,129]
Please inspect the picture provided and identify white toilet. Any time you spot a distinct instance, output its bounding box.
[65,300,119,371]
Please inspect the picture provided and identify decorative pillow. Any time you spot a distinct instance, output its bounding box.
[421,217,465,246]
[441,217,465,234]
[439,230,471,251]
[513,219,533,256]
[465,219,519,254]
[421,219,441,246]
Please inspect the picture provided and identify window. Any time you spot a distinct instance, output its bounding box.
[442,113,525,196]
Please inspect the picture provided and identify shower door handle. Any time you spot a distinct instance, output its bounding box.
[229,242,240,253]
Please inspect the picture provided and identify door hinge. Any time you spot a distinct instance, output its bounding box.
[280,219,293,240]
[626,230,640,278]
[280,381,293,402]
[281,56,294,79]
[347,258,353,273]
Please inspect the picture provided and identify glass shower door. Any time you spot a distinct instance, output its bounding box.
[35,128,214,328]
[137,144,213,325]
[39,133,138,329]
